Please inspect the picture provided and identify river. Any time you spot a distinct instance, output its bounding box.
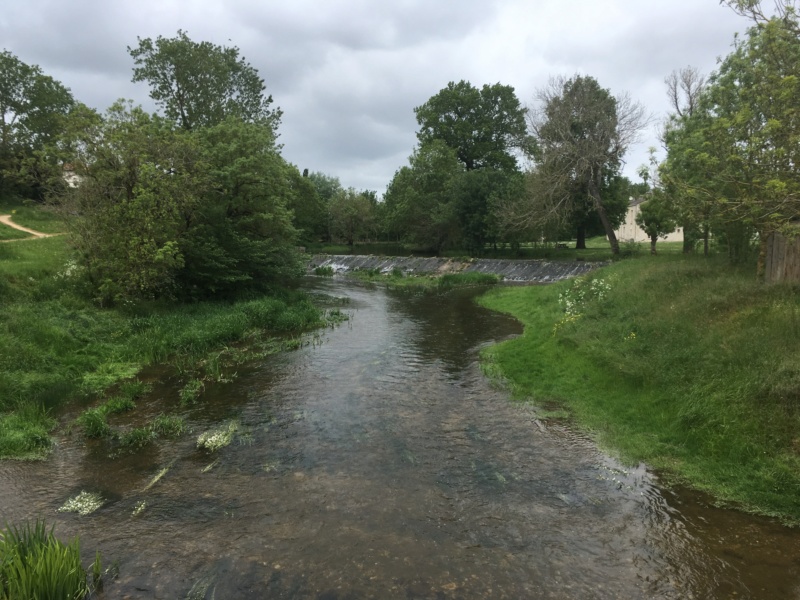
[1,279,798,599]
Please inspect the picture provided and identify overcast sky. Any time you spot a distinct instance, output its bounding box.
[1,1,749,194]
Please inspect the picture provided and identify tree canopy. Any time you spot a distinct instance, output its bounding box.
[0,50,74,196]
[662,11,800,267]
[414,80,528,172]
[57,103,302,303]
[128,30,281,133]
[527,75,648,254]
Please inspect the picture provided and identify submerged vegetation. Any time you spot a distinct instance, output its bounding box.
[480,255,800,523]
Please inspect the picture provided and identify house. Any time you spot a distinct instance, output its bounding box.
[614,197,683,243]
[62,163,83,188]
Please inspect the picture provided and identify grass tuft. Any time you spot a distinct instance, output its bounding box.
[0,519,101,599]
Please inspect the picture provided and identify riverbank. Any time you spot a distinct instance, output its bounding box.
[479,254,800,523]
[0,234,338,459]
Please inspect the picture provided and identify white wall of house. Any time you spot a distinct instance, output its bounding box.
[614,198,683,243]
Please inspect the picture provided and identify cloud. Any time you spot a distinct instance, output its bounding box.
[1,0,749,191]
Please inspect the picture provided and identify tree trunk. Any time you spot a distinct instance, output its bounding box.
[588,178,619,254]
[757,232,767,281]
[650,234,658,255]
[703,224,710,256]
[576,225,587,250]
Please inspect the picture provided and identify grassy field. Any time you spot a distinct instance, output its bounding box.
[0,219,334,459]
[0,200,64,234]
[479,254,800,523]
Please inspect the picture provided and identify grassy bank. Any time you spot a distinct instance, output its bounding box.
[310,236,672,262]
[0,233,334,459]
[479,255,800,523]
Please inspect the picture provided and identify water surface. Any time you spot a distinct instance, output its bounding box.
[1,280,798,598]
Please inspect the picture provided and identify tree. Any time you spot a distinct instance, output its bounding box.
[285,167,327,244]
[328,188,376,247]
[179,117,303,297]
[661,67,708,253]
[56,103,302,303]
[0,50,73,197]
[128,31,281,133]
[528,75,648,254]
[414,80,529,172]
[721,0,799,29]
[664,13,800,271]
[57,102,204,302]
[636,194,677,255]
[383,140,463,252]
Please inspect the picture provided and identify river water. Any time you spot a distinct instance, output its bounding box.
[1,279,799,599]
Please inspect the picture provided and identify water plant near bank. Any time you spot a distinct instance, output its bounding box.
[480,255,800,523]
[0,519,102,599]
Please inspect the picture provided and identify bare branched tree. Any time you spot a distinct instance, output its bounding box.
[665,67,706,118]
[721,0,799,30]
[519,75,650,254]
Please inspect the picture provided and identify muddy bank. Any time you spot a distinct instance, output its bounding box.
[308,254,603,283]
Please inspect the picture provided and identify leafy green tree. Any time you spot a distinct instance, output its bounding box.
[328,188,376,247]
[128,30,281,132]
[383,140,463,252]
[285,167,327,244]
[451,168,523,254]
[178,117,303,297]
[528,75,648,254]
[58,101,203,302]
[307,171,343,203]
[414,80,529,172]
[57,103,301,303]
[635,193,677,254]
[0,50,73,197]
[663,13,800,270]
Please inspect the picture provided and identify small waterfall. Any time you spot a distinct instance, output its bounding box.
[308,255,605,283]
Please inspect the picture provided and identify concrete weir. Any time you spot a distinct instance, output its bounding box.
[308,254,605,283]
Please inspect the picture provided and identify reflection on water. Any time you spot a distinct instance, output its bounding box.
[1,280,799,599]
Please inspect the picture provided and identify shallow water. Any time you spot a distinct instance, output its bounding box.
[1,279,799,599]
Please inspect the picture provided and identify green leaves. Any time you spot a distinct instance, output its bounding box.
[128,30,281,133]
[414,80,527,172]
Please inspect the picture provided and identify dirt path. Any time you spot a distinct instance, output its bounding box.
[0,214,57,240]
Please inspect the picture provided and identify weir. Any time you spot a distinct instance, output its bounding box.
[308,254,604,283]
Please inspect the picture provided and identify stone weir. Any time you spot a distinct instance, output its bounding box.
[308,255,605,283]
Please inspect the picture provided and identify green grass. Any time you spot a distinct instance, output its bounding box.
[0,221,329,458]
[479,254,800,523]
[0,519,101,600]
[0,199,64,234]
[0,226,30,241]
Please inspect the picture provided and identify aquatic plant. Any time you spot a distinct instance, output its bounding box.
[180,378,204,404]
[197,421,238,452]
[77,409,110,438]
[57,491,104,516]
[117,427,154,449]
[0,519,101,600]
[151,414,186,437]
[313,265,335,276]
